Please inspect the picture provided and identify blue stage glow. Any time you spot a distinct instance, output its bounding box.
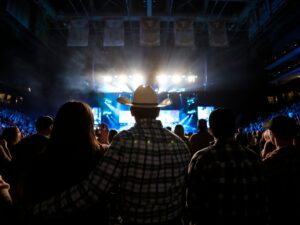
[197,106,215,121]
[93,92,209,133]
[92,107,101,124]
[187,109,196,114]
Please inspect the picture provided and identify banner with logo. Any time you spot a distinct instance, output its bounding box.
[103,19,124,47]
[174,19,194,47]
[140,17,160,46]
[67,19,89,47]
[208,21,229,47]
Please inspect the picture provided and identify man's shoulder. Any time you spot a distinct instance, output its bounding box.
[190,132,213,139]
[192,145,214,161]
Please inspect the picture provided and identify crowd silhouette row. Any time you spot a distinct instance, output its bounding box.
[0,85,300,225]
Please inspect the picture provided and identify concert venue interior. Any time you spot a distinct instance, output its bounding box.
[1,0,300,133]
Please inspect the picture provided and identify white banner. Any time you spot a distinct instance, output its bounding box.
[67,19,89,47]
[103,19,124,47]
[174,19,194,47]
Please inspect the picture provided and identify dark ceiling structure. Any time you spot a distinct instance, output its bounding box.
[39,0,256,47]
[0,0,299,115]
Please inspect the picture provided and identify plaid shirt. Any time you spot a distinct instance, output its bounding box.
[263,145,300,225]
[34,119,191,224]
[187,139,269,225]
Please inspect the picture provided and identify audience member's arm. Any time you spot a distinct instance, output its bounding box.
[0,175,12,204]
[31,135,124,217]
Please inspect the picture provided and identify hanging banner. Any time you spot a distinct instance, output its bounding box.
[174,19,194,47]
[67,19,89,47]
[103,19,124,47]
[208,21,229,47]
[140,17,160,46]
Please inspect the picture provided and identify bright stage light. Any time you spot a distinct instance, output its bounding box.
[119,75,128,83]
[187,75,197,83]
[97,70,198,93]
[172,75,182,84]
[103,76,112,83]
[156,75,168,84]
[132,75,145,86]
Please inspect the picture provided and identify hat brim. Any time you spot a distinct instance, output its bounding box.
[117,97,172,108]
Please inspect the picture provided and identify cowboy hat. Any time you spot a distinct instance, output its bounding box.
[117,85,172,108]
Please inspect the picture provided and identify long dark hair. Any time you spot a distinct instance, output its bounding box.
[47,101,100,157]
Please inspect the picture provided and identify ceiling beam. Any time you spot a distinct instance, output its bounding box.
[125,0,131,16]
[33,0,56,19]
[68,0,80,16]
[238,0,258,21]
[147,0,152,17]
[217,1,228,19]
[56,14,239,23]
[168,0,174,15]
[202,0,209,14]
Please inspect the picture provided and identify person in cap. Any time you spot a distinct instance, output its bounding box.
[263,115,300,225]
[187,108,269,225]
[29,85,191,225]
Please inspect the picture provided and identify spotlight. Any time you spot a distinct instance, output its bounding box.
[119,75,128,83]
[103,76,112,83]
[132,75,144,86]
[172,75,182,84]
[187,75,197,83]
[156,75,168,84]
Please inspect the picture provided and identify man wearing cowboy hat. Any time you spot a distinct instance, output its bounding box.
[30,85,191,225]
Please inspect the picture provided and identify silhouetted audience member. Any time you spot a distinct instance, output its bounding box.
[0,175,13,225]
[165,126,172,131]
[108,129,118,144]
[189,119,214,155]
[187,108,269,225]
[260,130,276,160]
[174,124,189,145]
[1,126,22,154]
[30,85,191,225]
[263,116,300,225]
[23,101,108,225]
[95,123,109,145]
[0,126,22,180]
[10,116,54,200]
[235,127,249,147]
[0,140,12,177]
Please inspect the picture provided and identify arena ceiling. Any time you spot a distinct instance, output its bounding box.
[1,0,291,114]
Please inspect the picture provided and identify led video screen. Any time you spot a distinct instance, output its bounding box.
[197,106,215,121]
[118,110,180,125]
[158,110,180,123]
[92,107,102,124]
